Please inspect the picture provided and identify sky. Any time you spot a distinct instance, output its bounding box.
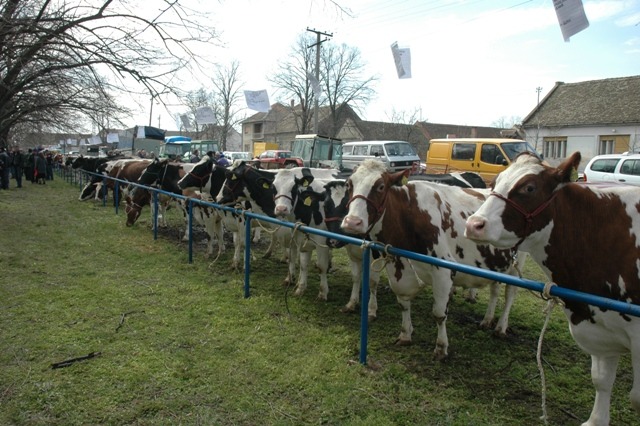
[129,0,640,131]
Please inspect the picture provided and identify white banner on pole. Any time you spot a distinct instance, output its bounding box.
[195,106,216,125]
[391,42,412,79]
[554,0,589,42]
[180,114,192,130]
[244,90,270,112]
[106,133,119,143]
[90,135,102,145]
[306,72,322,97]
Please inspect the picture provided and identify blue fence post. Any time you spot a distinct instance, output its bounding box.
[188,198,194,264]
[244,215,252,298]
[359,246,371,365]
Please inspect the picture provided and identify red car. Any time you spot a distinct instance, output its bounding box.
[255,150,303,169]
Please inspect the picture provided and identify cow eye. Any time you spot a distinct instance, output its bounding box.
[377,183,385,192]
[523,183,536,194]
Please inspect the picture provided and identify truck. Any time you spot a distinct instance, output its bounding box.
[290,134,343,169]
[158,138,220,161]
[252,142,279,158]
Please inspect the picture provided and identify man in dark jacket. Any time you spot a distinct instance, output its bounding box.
[0,146,11,189]
[12,146,25,188]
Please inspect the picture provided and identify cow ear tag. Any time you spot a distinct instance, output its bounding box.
[304,196,312,206]
[303,179,310,187]
[263,183,269,189]
[231,174,237,180]
[402,176,408,185]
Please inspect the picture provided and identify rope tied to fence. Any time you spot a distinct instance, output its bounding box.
[537,281,558,426]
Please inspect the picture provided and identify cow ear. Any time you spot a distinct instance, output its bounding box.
[258,177,272,189]
[389,168,411,186]
[556,151,581,182]
[295,175,314,187]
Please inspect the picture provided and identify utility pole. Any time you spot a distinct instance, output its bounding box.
[535,86,543,151]
[306,27,333,134]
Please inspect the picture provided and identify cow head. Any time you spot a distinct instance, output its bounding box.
[341,159,411,236]
[465,151,580,250]
[124,187,150,227]
[323,180,350,248]
[178,155,214,192]
[272,169,300,218]
[137,158,167,187]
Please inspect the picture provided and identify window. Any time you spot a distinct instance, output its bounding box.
[480,144,504,164]
[599,139,614,155]
[253,123,263,134]
[353,145,369,155]
[591,158,619,173]
[543,138,567,159]
[370,144,383,156]
[451,143,476,161]
[620,159,640,176]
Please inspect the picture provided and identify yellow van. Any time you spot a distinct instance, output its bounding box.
[425,138,541,182]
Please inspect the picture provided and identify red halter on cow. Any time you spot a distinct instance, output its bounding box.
[465,151,640,426]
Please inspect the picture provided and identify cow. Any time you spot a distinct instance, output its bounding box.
[80,158,150,203]
[271,168,342,300]
[322,171,488,320]
[177,156,233,261]
[125,158,196,228]
[464,151,640,426]
[217,161,290,263]
[340,159,524,360]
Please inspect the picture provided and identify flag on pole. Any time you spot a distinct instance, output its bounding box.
[195,107,216,125]
[180,114,192,130]
[244,90,270,112]
[306,72,322,97]
[136,125,165,140]
[554,0,589,42]
[391,42,411,79]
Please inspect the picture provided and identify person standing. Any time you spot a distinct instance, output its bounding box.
[45,151,54,181]
[34,151,47,184]
[25,148,35,183]
[0,147,11,189]
[12,146,24,188]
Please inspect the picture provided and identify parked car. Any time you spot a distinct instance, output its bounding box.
[224,151,251,162]
[583,153,640,186]
[255,150,303,169]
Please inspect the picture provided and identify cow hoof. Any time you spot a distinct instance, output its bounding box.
[394,338,412,346]
[316,293,328,301]
[340,305,356,314]
[368,314,377,322]
[294,288,305,297]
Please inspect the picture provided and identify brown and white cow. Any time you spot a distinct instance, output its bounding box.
[465,151,640,426]
[340,159,524,360]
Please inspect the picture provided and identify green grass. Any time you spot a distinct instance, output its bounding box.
[0,173,636,425]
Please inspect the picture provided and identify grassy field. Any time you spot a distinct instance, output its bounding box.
[0,174,636,425]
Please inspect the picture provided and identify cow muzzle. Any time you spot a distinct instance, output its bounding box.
[341,215,366,236]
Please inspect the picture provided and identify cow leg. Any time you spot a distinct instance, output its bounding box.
[252,226,261,243]
[493,284,518,336]
[465,288,478,303]
[231,232,243,270]
[343,256,362,313]
[315,245,331,301]
[294,249,312,297]
[583,354,619,426]
[430,268,453,361]
[479,282,499,330]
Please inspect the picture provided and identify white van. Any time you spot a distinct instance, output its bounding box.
[341,140,420,172]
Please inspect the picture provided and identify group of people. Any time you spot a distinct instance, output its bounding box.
[190,149,230,167]
[0,146,56,189]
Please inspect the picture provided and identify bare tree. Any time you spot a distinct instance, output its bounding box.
[0,0,218,148]
[211,61,244,151]
[268,34,318,134]
[492,116,522,128]
[320,42,378,137]
[181,88,216,139]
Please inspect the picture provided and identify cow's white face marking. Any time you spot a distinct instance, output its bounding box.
[341,160,387,235]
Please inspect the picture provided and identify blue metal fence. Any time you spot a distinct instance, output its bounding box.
[61,167,640,365]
